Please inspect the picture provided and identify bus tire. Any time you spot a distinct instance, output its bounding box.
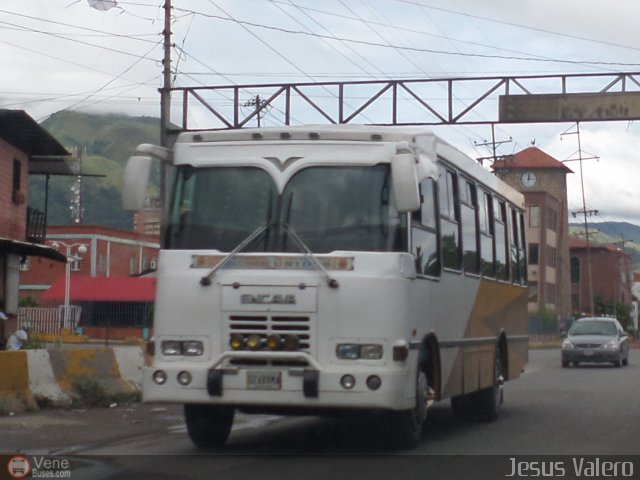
[452,348,504,422]
[184,404,235,449]
[384,367,429,449]
[473,349,504,422]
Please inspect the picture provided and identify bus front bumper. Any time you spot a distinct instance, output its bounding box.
[142,361,414,411]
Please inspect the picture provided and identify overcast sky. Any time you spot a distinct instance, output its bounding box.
[3,0,640,227]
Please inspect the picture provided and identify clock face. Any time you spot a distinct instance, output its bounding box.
[520,171,537,187]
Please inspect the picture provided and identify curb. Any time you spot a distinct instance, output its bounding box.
[0,347,143,413]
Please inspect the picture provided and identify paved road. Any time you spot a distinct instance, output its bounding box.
[2,349,640,479]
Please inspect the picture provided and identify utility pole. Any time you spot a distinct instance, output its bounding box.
[244,95,269,127]
[474,124,512,165]
[159,0,172,219]
[562,123,599,316]
[69,147,84,224]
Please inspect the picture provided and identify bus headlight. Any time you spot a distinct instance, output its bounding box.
[161,340,205,356]
[161,341,182,356]
[336,344,360,360]
[336,343,383,360]
[183,341,204,356]
[359,344,383,360]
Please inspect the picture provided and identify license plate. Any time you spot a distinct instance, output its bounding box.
[247,371,282,390]
[583,349,594,356]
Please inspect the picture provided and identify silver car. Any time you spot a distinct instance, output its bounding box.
[561,317,630,368]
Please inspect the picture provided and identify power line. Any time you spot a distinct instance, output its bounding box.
[269,0,379,79]
[172,5,640,68]
[395,0,640,55]
[0,8,158,43]
[271,0,571,70]
[0,19,159,60]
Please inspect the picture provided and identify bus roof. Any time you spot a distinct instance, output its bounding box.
[174,125,524,209]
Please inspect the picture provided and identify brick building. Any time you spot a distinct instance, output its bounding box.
[0,110,69,322]
[20,224,160,302]
[493,147,573,328]
[569,236,633,318]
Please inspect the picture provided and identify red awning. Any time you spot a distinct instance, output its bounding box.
[41,275,156,302]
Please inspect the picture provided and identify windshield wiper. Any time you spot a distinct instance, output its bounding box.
[283,223,339,289]
[200,223,271,286]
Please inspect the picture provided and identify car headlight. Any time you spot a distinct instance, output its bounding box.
[562,339,574,349]
[336,343,383,360]
[603,340,619,350]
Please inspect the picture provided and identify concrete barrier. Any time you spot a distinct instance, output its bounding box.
[0,351,34,411]
[0,347,144,413]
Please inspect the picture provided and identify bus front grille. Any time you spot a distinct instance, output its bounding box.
[227,314,313,357]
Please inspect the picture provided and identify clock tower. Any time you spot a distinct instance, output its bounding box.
[493,147,573,328]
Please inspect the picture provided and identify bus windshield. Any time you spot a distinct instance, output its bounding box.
[165,164,407,253]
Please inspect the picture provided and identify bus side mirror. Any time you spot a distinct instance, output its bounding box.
[122,155,152,211]
[391,153,420,213]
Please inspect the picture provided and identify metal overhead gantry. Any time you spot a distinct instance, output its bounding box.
[165,71,640,133]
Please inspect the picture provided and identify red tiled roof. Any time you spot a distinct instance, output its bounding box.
[41,275,156,302]
[493,147,573,173]
[569,236,622,252]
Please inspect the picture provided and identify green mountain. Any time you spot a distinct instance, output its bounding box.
[30,111,161,230]
[570,221,640,271]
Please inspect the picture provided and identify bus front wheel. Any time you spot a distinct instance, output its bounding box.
[184,403,235,449]
[384,367,429,449]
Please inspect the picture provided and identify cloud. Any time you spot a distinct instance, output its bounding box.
[543,124,640,223]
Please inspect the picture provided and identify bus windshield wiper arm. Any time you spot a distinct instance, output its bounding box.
[200,224,271,286]
[283,223,339,289]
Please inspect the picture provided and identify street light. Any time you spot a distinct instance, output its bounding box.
[52,241,88,331]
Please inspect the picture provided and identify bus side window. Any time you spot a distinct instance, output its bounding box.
[438,165,462,271]
[479,190,495,278]
[519,211,528,284]
[411,178,440,277]
[461,179,479,274]
[493,197,509,281]
[509,207,520,283]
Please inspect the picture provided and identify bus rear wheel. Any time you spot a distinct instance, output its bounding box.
[451,349,504,422]
[184,404,235,449]
[473,351,504,422]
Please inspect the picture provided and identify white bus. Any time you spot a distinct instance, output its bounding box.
[123,125,528,449]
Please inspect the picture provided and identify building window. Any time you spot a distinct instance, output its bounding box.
[529,243,539,265]
[18,256,30,271]
[70,259,82,272]
[12,159,23,204]
[570,257,580,284]
[546,246,557,268]
[130,256,137,275]
[528,281,538,303]
[546,283,556,305]
[547,207,558,232]
[529,205,540,228]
